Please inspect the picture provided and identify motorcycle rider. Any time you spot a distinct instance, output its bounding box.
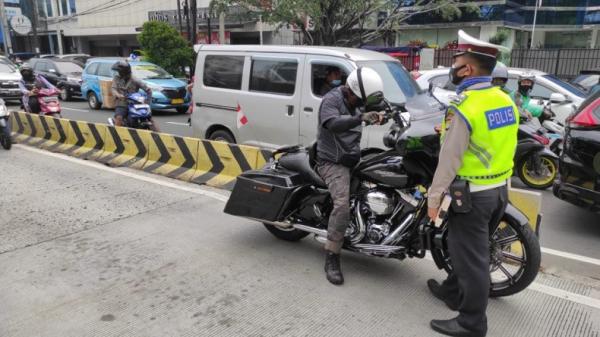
[110,61,158,131]
[511,73,543,120]
[18,63,55,114]
[317,67,384,285]
[427,30,518,337]
[490,62,509,92]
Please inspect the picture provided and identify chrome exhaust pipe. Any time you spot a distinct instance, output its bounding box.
[293,224,328,236]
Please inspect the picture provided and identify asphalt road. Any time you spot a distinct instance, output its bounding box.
[1,146,599,337]
[6,98,600,275]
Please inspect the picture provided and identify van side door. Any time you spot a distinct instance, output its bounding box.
[299,56,358,146]
[238,54,305,147]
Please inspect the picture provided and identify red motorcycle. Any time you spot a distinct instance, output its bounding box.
[36,87,62,117]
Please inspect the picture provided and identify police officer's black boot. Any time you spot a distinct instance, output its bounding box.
[324,251,344,285]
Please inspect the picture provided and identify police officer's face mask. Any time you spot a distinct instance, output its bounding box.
[449,64,467,85]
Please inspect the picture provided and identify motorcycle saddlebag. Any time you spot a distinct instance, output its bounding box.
[224,168,306,222]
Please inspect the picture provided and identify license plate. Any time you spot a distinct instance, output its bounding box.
[171,98,184,104]
[134,104,150,109]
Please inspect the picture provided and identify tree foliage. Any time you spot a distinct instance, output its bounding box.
[137,21,194,76]
[210,0,477,47]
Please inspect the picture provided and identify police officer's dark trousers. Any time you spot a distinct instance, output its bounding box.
[440,184,508,333]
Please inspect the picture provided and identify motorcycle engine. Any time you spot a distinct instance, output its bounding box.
[363,190,396,244]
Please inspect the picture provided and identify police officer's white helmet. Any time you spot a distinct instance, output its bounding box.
[346,67,384,106]
[492,62,508,81]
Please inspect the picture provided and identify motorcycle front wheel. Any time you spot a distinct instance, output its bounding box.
[517,154,557,190]
[431,214,541,298]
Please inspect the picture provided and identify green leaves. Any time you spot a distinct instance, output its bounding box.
[137,21,194,76]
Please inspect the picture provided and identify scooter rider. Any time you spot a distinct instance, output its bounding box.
[490,62,509,92]
[511,73,543,120]
[110,61,157,130]
[317,67,384,285]
[18,63,55,114]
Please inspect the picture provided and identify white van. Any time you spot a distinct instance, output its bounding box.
[192,45,444,149]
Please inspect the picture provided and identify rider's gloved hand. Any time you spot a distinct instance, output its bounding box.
[361,111,382,125]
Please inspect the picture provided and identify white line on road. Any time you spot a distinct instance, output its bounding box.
[166,122,191,126]
[15,144,228,202]
[15,144,600,310]
[62,107,91,113]
[541,247,600,267]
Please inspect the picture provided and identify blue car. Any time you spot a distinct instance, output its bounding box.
[81,58,190,113]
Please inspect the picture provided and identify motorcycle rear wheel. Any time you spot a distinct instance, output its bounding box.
[0,134,11,150]
[431,214,541,298]
[264,223,310,241]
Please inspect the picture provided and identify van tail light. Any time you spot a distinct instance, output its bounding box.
[410,71,421,80]
[532,133,549,145]
[570,99,600,127]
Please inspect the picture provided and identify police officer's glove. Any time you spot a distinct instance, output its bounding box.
[361,111,381,125]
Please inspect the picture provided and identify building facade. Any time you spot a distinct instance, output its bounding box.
[397,0,600,49]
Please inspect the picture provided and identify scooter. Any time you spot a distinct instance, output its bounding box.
[36,87,62,117]
[514,118,559,190]
[0,99,11,150]
[108,93,154,130]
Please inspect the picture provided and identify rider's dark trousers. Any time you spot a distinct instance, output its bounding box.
[317,161,351,254]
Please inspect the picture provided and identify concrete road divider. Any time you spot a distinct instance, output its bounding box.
[98,126,150,169]
[63,120,107,160]
[143,133,200,182]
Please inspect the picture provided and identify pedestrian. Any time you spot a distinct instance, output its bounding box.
[316,67,385,285]
[427,30,518,337]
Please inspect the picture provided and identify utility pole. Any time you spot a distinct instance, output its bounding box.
[183,0,191,43]
[0,0,13,54]
[530,0,541,49]
[190,0,197,45]
[30,0,40,54]
[207,16,211,44]
[177,0,183,33]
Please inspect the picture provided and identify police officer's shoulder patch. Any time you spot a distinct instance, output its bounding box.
[449,93,468,106]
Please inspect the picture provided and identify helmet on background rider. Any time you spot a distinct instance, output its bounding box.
[19,63,34,82]
[491,62,509,88]
[111,60,132,79]
[346,67,385,108]
[517,72,536,96]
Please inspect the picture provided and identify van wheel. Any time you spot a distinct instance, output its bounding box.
[208,130,235,143]
[60,88,71,101]
[88,92,100,110]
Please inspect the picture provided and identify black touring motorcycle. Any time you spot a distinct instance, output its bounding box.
[225,101,541,297]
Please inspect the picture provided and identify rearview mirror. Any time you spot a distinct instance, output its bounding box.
[549,92,567,104]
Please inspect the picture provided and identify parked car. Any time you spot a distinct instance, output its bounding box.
[54,54,92,67]
[192,45,444,149]
[0,62,22,102]
[415,67,585,125]
[29,58,83,101]
[81,58,191,113]
[553,92,600,212]
[571,68,600,94]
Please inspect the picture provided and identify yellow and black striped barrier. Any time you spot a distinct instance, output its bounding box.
[10,111,272,190]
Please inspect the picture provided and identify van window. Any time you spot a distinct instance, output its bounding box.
[34,61,48,72]
[85,62,99,75]
[203,55,244,90]
[250,59,297,95]
[357,60,420,104]
[506,77,553,99]
[312,64,348,97]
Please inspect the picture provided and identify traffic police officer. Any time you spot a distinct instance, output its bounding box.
[427,30,518,337]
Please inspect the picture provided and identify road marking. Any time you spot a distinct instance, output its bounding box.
[15,144,228,202]
[541,247,600,267]
[62,107,91,113]
[14,144,600,310]
[528,282,600,310]
[166,122,191,126]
